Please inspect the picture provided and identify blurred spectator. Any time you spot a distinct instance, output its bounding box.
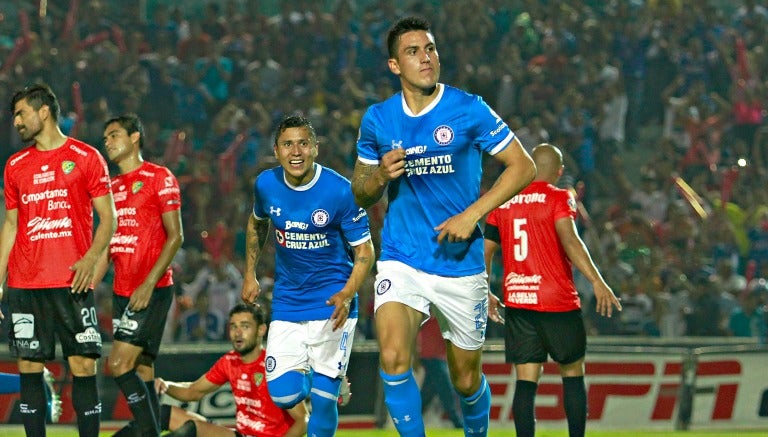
[179,291,225,342]
[617,277,658,336]
[183,253,243,331]
[727,288,767,343]
[684,271,723,336]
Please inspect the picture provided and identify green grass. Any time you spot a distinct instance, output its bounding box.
[1,426,765,437]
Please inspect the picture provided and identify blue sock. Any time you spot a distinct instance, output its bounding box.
[380,369,425,437]
[268,370,311,408]
[459,374,491,436]
[0,372,21,394]
[307,373,341,437]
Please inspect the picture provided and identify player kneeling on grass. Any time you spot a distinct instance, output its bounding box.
[155,304,308,437]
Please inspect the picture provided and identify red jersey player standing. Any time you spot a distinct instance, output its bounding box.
[93,113,184,436]
[1,83,116,436]
[156,303,309,437]
[484,143,622,437]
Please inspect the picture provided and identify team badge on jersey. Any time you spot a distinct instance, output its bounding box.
[265,356,277,372]
[132,181,144,194]
[433,125,454,146]
[376,279,392,295]
[253,372,264,387]
[311,209,330,227]
[62,161,75,174]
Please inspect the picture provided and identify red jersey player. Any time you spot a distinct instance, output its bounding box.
[156,303,308,437]
[484,143,621,437]
[94,113,184,436]
[2,83,116,436]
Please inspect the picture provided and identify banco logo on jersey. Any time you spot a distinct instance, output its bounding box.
[311,209,330,227]
[433,125,454,146]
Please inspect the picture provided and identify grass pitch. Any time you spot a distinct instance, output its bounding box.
[0,425,766,436]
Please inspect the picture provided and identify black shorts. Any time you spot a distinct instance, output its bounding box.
[504,307,586,365]
[7,287,102,361]
[112,286,173,359]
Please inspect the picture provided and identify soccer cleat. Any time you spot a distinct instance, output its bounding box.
[43,368,62,423]
[338,375,351,407]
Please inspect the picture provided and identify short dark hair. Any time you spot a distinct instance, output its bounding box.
[104,113,145,148]
[228,303,266,326]
[10,83,61,121]
[387,16,431,58]
[273,114,316,145]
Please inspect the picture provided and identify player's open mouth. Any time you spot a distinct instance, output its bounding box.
[289,160,303,166]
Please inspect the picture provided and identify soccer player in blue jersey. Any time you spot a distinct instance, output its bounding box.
[351,16,536,437]
[241,115,375,437]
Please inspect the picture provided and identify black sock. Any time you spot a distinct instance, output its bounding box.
[563,376,587,437]
[20,372,47,436]
[160,404,172,431]
[115,370,159,436]
[145,380,161,430]
[169,419,197,437]
[512,380,538,437]
[72,375,101,437]
[111,421,137,437]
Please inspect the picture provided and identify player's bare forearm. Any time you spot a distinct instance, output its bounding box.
[0,209,19,287]
[555,218,604,284]
[329,240,374,330]
[72,194,116,292]
[244,214,270,276]
[469,141,535,220]
[345,239,374,296]
[140,209,184,290]
[88,194,117,259]
[162,377,217,402]
[351,161,387,209]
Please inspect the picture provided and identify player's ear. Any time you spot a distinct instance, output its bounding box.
[258,323,267,337]
[388,58,401,76]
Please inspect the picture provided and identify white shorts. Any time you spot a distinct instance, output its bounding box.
[373,260,489,350]
[265,318,357,381]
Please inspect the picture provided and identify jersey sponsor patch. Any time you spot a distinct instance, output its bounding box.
[75,327,102,345]
[12,313,35,338]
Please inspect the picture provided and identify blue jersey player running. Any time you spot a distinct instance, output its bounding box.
[351,16,536,437]
[241,115,375,437]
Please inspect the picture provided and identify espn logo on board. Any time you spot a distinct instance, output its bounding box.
[484,359,744,425]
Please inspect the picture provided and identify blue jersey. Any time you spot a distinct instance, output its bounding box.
[253,164,371,322]
[356,84,515,276]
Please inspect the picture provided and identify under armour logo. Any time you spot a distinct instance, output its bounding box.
[393,415,412,424]
[269,206,281,216]
[391,140,403,150]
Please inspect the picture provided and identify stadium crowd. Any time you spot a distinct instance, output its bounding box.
[1,0,767,344]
